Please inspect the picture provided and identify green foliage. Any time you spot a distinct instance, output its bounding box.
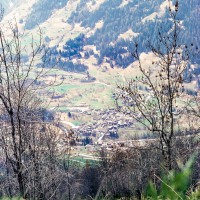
[146,156,200,200]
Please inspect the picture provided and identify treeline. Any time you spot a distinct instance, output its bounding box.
[61,33,85,59]
[44,35,88,72]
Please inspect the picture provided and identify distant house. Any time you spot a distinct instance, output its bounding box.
[51,94,65,99]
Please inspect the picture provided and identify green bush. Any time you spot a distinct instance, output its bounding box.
[146,156,200,200]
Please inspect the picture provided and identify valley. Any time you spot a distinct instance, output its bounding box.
[0,0,199,199]
[1,0,199,169]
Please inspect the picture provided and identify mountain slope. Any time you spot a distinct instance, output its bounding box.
[2,0,200,70]
[1,0,199,112]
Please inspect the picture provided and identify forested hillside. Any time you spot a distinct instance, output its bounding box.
[45,0,200,75]
[66,0,200,67]
[3,0,199,74]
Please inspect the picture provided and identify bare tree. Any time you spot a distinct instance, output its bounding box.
[0,12,66,198]
[116,1,198,170]
[185,95,200,131]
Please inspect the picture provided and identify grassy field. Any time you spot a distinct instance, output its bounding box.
[42,61,131,111]
[70,155,100,167]
[48,52,153,110]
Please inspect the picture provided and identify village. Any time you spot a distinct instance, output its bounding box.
[59,107,148,146]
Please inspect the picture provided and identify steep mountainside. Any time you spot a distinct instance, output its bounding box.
[2,0,200,73]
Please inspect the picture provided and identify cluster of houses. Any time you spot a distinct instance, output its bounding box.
[74,108,135,145]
